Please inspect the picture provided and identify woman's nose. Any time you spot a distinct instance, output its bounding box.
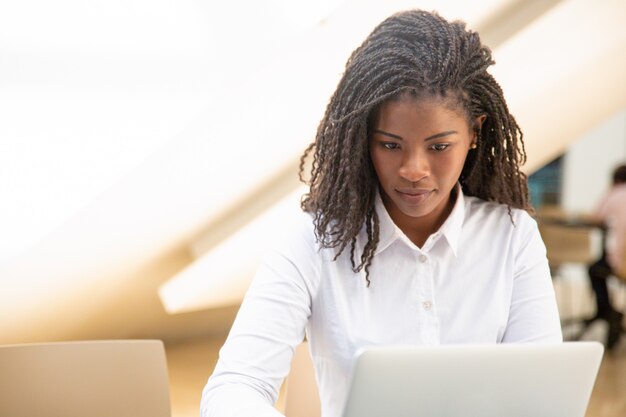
[398,151,430,183]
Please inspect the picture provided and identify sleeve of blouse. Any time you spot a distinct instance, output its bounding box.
[502,211,563,343]
[200,213,320,417]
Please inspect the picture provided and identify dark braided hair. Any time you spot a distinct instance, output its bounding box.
[299,10,530,285]
[612,164,626,185]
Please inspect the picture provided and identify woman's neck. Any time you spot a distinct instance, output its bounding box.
[384,187,458,248]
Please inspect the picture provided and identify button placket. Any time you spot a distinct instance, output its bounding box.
[418,255,434,314]
[417,252,439,344]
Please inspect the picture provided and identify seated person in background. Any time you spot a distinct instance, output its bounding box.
[588,164,626,349]
[201,10,562,417]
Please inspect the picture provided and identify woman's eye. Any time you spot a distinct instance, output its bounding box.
[382,142,399,150]
[430,143,449,152]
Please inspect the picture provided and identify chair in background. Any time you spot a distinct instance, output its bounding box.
[537,208,626,347]
[536,211,600,338]
[0,340,171,417]
[537,217,599,273]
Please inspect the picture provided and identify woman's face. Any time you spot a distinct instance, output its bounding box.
[370,95,482,234]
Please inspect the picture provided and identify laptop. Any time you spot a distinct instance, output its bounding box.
[0,340,170,417]
[342,342,603,417]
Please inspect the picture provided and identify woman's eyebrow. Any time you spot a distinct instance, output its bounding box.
[372,129,403,140]
[373,129,458,141]
[424,130,457,141]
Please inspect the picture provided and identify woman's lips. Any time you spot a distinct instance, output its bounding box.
[395,188,433,204]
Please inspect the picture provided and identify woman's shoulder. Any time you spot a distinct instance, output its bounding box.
[267,208,321,258]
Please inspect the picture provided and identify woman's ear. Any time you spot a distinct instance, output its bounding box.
[473,114,487,141]
[474,114,487,131]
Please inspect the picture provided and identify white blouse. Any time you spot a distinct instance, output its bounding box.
[201,190,563,417]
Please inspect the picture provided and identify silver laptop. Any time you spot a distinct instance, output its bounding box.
[342,342,603,417]
[0,340,170,417]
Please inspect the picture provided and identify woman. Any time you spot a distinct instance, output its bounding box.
[201,10,562,417]
[587,164,626,349]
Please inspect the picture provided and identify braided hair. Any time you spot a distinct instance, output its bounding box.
[612,164,626,185]
[299,10,530,284]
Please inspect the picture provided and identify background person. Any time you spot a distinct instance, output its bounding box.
[587,164,626,349]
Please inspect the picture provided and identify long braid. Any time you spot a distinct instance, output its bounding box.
[300,10,531,285]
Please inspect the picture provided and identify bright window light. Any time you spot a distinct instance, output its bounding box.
[158,187,307,313]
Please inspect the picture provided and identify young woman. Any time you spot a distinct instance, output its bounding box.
[201,10,562,417]
[587,164,626,348]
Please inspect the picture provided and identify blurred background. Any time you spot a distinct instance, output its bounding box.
[1,0,625,416]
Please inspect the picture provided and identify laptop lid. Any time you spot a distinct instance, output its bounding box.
[342,342,603,417]
[0,340,171,417]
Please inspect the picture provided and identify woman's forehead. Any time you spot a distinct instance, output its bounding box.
[372,92,472,125]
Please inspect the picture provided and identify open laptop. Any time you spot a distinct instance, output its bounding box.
[0,340,170,417]
[342,342,603,417]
